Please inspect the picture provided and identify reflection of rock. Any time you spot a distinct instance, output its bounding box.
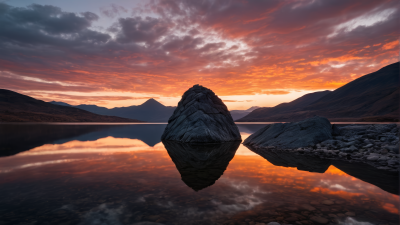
[332,160,399,195]
[161,85,241,143]
[243,116,332,149]
[0,124,108,157]
[245,145,331,173]
[163,140,240,191]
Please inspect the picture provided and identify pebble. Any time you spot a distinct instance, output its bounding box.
[310,216,328,224]
[285,217,297,222]
[301,204,316,211]
[367,156,379,161]
[267,222,280,225]
[345,212,356,216]
[321,200,334,205]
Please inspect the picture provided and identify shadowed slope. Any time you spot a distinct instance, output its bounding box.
[0,89,142,122]
[238,62,399,122]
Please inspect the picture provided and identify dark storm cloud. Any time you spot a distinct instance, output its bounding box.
[0,0,398,97]
[116,16,170,43]
[100,4,128,19]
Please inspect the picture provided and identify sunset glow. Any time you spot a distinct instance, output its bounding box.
[0,0,398,109]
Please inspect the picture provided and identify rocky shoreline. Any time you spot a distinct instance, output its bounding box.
[245,123,399,173]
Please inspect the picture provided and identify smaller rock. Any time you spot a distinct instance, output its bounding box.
[321,200,334,205]
[364,144,373,148]
[377,166,390,170]
[336,213,345,218]
[385,144,399,153]
[301,204,316,211]
[387,160,399,165]
[332,124,341,136]
[267,222,281,225]
[345,212,356,217]
[367,155,379,161]
[348,145,357,151]
[285,217,298,222]
[310,216,328,224]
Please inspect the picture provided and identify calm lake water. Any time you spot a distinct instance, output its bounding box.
[0,124,398,225]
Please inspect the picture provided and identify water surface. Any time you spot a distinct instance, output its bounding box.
[0,124,398,225]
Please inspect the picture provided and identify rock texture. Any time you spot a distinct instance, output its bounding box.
[244,122,400,175]
[244,116,332,149]
[161,85,241,143]
[163,140,240,191]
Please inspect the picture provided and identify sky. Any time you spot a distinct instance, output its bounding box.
[0,0,398,110]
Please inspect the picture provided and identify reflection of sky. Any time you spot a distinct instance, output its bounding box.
[0,133,398,224]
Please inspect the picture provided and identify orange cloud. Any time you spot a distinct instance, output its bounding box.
[0,1,398,108]
[382,40,399,50]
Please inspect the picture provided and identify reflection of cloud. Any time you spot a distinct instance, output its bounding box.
[213,179,270,213]
[339,217,373,225]
[0,159,80,174]
[320,180,351,191]
[212,196,262,212]
[18,137,165,156]
[79,203,124,225]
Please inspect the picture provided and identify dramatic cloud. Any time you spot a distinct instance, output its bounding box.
[0,0,398,108]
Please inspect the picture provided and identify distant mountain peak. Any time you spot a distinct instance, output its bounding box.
[246,106,260,111]
[141,98,164,107]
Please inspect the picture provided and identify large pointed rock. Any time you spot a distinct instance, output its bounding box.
[161,85,241,143]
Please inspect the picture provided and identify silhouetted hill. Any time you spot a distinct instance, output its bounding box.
[230,106,261,120]
[238,62,399,122]
[0,89,142,122]
[50,101,73,107]
[51,98,176,122]
[238,90,331,121]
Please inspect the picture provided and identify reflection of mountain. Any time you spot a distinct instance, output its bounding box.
[0,124,108,157]
[236,124,271,134]
[245,145,399,195]
[0,124,168,156]
[163,141,240,191]
[332,160,399,195]
[54,124,167,147]
[245,145,331,173]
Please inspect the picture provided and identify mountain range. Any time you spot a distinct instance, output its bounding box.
[0,89,142,122]
[238,62,399,122]
[51,99,260,122]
